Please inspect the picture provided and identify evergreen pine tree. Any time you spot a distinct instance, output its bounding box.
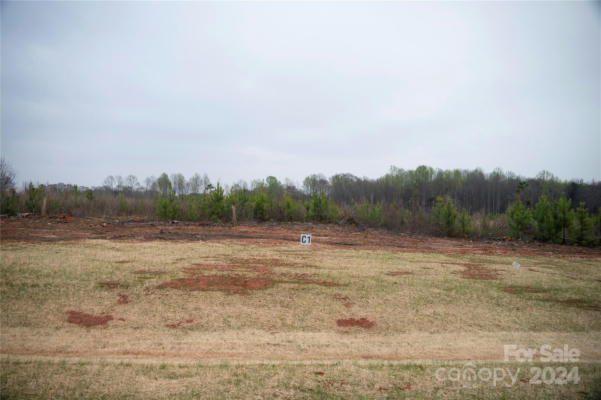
[574,202,593,246]
[533,195,554,242]
[553,194,574,244]
[507,199,532,240]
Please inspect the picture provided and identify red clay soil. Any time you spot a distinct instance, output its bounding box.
[157,257,340,294]
[336,317,375,329]
[158,275,275,293]
[66,311,113,326]
[343,302,353,308]
[117,294,129,304]
[447,262,503,280]
[2,215,600,258]
[166,319,194,328]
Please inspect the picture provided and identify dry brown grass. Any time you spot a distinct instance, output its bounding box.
[1,239,601,398]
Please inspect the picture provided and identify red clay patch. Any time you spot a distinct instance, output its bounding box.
[156,259,340,294]
[315,371,324,376]
[166,319,194,328]
[157,275,275,294]
[336,317,375,329]
[343,302,353,308]
[447,262,503,280]
[117,294,129,304]
[66,311,113,326]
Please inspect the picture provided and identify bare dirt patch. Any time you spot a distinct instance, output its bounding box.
[66,311,113,326]
[3,216,599,259]
[157,275,275,294]
[117,294,129,305]
[447,262,503,280]
[336,318,375,329]
[157,257,340,294]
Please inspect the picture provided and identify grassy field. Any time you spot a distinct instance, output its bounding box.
[1,238,600,398]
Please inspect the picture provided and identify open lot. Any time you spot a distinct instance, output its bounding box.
[1,216,600,399]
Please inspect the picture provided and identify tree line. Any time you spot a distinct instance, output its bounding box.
[1,160,600,246]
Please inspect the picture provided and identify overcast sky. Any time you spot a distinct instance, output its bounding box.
[2,1,600,187]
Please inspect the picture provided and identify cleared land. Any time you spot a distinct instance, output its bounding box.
[1,216,600,399]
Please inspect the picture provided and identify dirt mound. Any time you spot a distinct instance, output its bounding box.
[66,311,113,326]
[447,262,502,280]
[336,317,375,329]
[117,294,129,304]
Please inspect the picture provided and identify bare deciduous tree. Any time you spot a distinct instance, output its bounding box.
[0,158,16,193]
[103,175,115,191]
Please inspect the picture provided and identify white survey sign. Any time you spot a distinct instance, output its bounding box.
[300,234,312,245]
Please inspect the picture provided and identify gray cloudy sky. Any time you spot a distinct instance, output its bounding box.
[2,1,600,187]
